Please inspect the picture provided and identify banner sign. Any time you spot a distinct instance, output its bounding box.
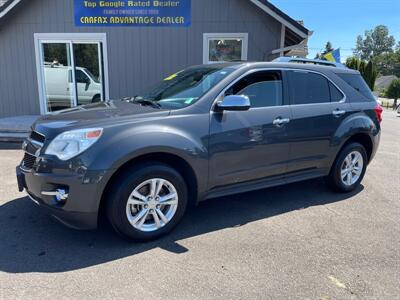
[74,0,191,27]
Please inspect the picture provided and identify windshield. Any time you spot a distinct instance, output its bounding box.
[134,66,236,109]
[84,68,100,83]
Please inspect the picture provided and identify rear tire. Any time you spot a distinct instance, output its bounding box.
[327,142,367,193]
[106,162,188,241]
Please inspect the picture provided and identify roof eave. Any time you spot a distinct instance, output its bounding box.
[249,0,311,39]
[0,0,22,19]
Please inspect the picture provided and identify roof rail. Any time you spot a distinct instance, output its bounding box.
[273,57,347,69]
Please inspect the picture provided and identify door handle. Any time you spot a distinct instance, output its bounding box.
[332,109,346,117]
[273,117,290,127]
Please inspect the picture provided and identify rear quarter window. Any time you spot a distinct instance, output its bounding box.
[336,73,375,102]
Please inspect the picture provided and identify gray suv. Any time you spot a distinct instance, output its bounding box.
[16,61,382,241]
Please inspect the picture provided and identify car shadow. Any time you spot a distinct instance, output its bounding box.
[0,178,363,273]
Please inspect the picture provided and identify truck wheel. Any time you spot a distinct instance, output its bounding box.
[106,163,188,241]
[327,142,367,193]
[92,95,101,103]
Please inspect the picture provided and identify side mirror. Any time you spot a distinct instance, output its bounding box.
[215,95,251,112]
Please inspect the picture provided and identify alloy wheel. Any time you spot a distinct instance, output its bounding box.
[125,178,178,232]
[340,151,364,186]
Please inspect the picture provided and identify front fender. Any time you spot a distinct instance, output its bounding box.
[85,123,209,199]
[98,124,207,167]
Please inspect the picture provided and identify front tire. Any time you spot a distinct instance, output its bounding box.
[92,95,101,103]
[327,143,367,193]
[106,163,188,241]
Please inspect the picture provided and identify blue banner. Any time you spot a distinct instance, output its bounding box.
[74,0,191,27]
[324,48,341,63]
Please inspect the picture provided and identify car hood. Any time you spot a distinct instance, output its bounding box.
[33,100,171,138]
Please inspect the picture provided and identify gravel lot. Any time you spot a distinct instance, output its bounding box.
[0,111,399,299]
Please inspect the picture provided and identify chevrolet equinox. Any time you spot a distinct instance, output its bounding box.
[17,61,382,241]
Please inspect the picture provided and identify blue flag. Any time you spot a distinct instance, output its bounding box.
[324,48,341,63]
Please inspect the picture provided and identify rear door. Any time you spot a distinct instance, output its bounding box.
[285,70,349,173]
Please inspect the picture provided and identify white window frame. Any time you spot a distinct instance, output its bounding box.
[34,33,109,115]
[203,33,248,64]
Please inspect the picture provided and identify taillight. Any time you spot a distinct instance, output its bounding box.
[374,104,383,123]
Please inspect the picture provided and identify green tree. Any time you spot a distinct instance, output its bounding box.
[373,49,400,77]
[385,78,400,109]
[354,25,395,60]
[364,60,378,91]
[315,42,334,60]
[73,44,100,77]
[346,57,377,90]
[322,41,334,56]
[346,57,361,70]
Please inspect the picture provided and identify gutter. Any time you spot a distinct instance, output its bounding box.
[248,0,310,39]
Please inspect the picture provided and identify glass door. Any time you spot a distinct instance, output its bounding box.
[38,38,106,113]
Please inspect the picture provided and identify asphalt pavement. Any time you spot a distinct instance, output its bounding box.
[0,111,399,299]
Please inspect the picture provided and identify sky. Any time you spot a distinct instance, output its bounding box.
[269,0,400,62]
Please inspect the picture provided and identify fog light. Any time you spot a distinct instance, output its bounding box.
[42,189,69,203]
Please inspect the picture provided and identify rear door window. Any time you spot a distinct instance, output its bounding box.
[287,71,331,104]
[329,82,344,102]
[336,73,375,101]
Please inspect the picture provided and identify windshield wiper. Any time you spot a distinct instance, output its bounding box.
[134,99,162,108]
[123,96,161,108]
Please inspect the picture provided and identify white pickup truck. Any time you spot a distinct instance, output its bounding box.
[44,64,102,109]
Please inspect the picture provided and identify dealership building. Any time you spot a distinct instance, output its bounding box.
[0,0,311,118]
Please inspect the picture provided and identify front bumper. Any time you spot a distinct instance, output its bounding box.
[16,165,107,230]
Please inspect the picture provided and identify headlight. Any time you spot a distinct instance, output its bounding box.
[45,128,103,161]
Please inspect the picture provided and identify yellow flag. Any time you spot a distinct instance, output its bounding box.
[324,52,335,62]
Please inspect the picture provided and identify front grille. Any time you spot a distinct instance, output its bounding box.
[25,142,38,154]
[30,131,45,144]
[21,131,45,170]
[22,152,36,169]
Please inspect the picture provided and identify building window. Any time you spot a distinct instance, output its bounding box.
[203,33,248,64]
